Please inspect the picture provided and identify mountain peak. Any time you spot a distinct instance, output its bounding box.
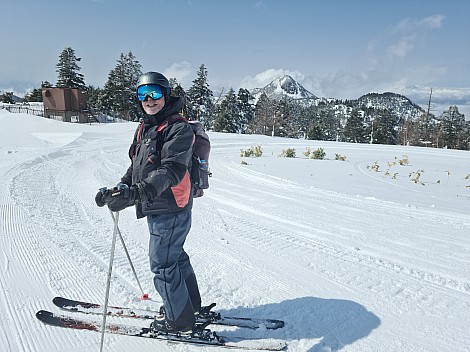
[252,75,318,103]
[276,74,296,85]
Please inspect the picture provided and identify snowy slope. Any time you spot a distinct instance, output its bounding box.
[1,109,469,352]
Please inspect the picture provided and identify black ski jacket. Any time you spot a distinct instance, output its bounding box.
[121,97,194,218]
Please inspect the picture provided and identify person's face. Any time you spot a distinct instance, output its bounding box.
[141,95,165,115]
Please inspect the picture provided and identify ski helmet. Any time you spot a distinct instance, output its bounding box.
[137,72,171,99]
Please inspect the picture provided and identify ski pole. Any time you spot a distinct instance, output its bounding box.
[108,209,148,300]
[99,211,120,352]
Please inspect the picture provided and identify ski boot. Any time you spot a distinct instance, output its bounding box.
[195,303,220,323]
[150,317,194,335]
[157,303,219,323]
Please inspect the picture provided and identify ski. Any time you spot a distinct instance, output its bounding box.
[52,296,284,330]
[36,310,287,351]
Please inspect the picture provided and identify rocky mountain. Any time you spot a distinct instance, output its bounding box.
[251,75,318,103]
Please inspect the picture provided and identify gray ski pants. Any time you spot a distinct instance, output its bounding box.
[147,210,201,329]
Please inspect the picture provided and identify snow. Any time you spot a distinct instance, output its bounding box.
[1,109,469,352]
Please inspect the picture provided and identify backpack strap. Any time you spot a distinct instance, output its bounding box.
[129,115,180,156]
[128,119,144,159]
[153,114,192,157]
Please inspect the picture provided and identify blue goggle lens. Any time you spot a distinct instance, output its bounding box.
[137,84,163,101]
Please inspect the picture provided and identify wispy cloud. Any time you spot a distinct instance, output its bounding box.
[394,14,445,32]
[387,36,415,58]
[240,68,305,90]
[254,0,265,10]
[163,61,193,87]
[418,15,445,29]
[387,14,445,59]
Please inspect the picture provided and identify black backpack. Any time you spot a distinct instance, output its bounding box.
[187,120,211,197]
[152,117,211,198]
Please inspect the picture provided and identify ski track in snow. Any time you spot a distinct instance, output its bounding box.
[210,155,470,283]
[0,135,156,352]
[1,116,470,352]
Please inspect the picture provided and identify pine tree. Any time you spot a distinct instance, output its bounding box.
[24,88,43,102]
[306,122,324,140]
[101,51,142,120]
[186,64,214,127]
[275,97,307,138]
[343,108,366,143]
[439,106,466,149]
[55,47,86,89]
[213,88,239,133]
[252,93,275,135]
[237,88,255,134]
[373,108,398,145]
[299,105,315,139]
[0,92,15,104]
[307,104,338,141]
[275,97,289,137]
[322,105,340,141]
[86,85,104,115]
[169,78,185,97]
[169,78,189,114]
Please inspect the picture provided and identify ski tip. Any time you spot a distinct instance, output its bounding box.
[36,310,52,319]
[226,338,287,351]
[52,296,72,306]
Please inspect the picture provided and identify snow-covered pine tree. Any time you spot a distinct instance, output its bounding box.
[343,108,367,143]
[0,92,15,104]
[439,106,466,149]
[55,47,86,89]
[186,64,214,128]
[237,88,255,134]
[317,104,340,141]
[276,96,306,138]
[24,88,43,102]
[373,108,398,145]
[86,85,104,115]
[169,78,184,97]
[101,51,142,120]
[213,88,239,133]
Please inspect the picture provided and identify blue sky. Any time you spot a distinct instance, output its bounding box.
[1,0,469,114]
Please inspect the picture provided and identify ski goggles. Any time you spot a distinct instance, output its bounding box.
[137,84,163,101]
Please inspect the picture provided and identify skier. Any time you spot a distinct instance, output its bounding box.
[95,72,201,333]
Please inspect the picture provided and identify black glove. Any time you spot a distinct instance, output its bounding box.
[106,183,140,212]
[95,187,110,207]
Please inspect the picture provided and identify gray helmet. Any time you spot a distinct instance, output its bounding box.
[137,72,171,97]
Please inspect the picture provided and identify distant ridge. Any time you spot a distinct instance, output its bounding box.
[356,92,425,120]
[249,78,428,121]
